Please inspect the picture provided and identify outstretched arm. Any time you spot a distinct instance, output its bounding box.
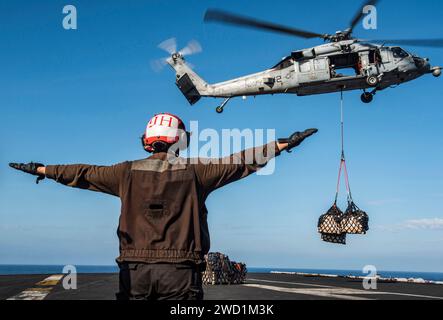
[9,162,129,197]
[194,129,318,194]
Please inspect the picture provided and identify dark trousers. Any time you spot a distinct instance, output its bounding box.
[116,262,204,300]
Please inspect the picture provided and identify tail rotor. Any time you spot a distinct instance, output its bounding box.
[151,38,202,72]
[158,37,178,55]
[178,40,202,57]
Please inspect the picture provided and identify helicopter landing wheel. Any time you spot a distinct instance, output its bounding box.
[361,92,374,104]
[366,76,379,87]
[215,97,231,114]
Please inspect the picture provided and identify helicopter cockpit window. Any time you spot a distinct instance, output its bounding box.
[274,58,294,70]
[392,47,409,59]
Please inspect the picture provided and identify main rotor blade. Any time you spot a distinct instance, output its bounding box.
[349,0,379,33]
[367,38,443,48]
[204,9,326,39]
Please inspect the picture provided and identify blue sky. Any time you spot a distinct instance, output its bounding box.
[0,0,442,272]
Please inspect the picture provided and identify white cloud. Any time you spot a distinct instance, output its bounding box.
[374,218,443,232]
[401,218,443,230]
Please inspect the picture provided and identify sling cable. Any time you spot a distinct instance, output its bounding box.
[317,89,369,245]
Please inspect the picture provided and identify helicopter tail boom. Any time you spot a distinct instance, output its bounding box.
[167,54,212,105]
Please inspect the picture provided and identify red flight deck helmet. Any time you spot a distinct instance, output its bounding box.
[142,113,190,153]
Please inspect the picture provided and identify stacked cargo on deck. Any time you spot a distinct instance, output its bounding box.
[202,252,247,285]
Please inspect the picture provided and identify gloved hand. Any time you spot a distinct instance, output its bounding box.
[278,129,318,153]
[9,162,46,184]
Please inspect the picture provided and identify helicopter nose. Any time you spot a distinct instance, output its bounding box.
[414,56,430,70]
[424,58,431,68]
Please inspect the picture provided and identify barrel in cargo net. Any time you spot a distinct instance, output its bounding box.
[202,252,247,285]
[318,204,346,245]
[341,201,369,234]
[318,204,344,234]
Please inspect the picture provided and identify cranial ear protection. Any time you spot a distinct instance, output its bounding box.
[141,134,150,151]
[141,131,191,153]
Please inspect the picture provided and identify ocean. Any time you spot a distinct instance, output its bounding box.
[248,268,443,282]
[1,265,442,282]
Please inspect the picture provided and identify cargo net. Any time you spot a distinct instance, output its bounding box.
[318,91,369,245]
[202,252,247,285]
[318,205,347,245]
[342,201,369,235]
[318,202,369,245]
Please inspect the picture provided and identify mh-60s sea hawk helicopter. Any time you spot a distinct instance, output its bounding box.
[156,0,442,113]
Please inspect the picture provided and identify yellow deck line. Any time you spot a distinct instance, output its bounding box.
[7,274,64,301]
[36,280,62,286]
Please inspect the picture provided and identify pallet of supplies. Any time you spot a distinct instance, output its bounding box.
[202,252,247,285]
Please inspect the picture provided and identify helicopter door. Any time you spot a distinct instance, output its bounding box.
[359,50,380,77]
[297,58,330,84]
[313,58,330,81]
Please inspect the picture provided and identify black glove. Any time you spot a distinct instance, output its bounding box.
[278,128,318,153]
[9,162,46,184]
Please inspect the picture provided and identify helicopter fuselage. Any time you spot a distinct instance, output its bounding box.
[205,41,434,97]
[167,40,441,108]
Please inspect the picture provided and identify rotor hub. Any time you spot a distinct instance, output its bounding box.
[326,29,354,43]
[172,53,182,60]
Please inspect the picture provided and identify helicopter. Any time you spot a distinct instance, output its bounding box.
[157,0,442,113]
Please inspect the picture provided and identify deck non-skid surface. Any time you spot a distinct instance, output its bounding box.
[1,273,442,300]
